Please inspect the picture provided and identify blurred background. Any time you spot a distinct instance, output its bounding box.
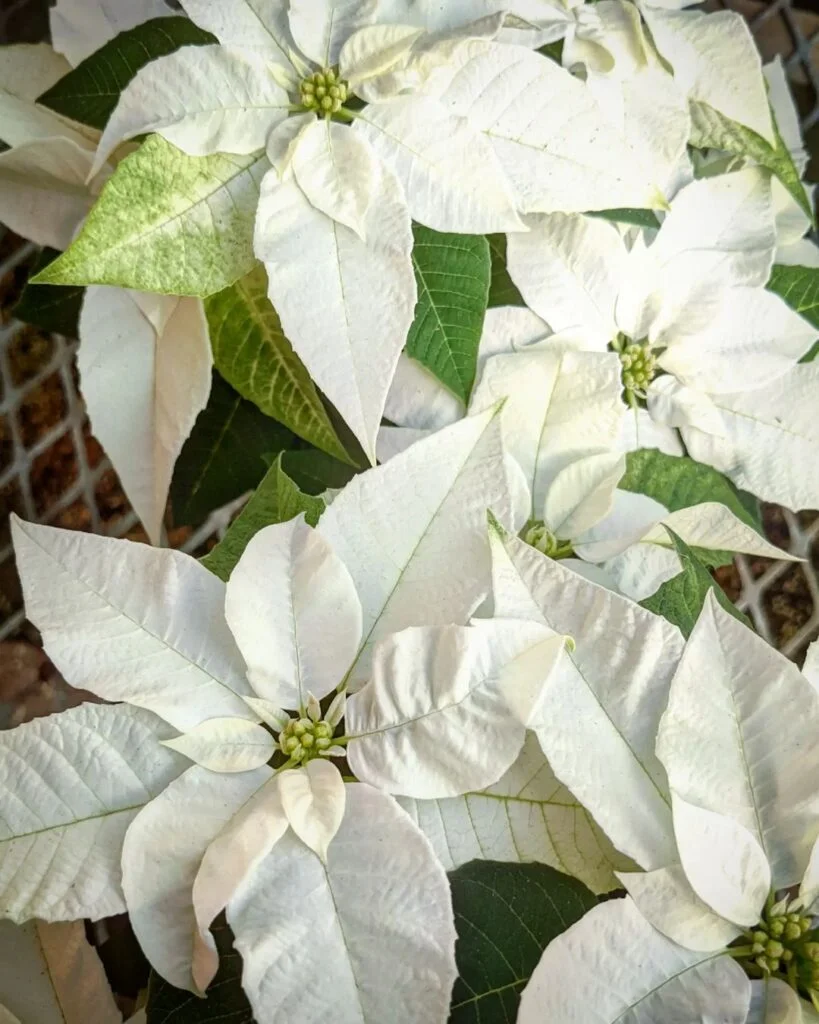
[0,0,818,730]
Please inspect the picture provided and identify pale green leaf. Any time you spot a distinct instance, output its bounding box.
[171,372,293,525]
[767,263,819,362]
[407,225,490,403]
[38,17,216,131]
[201,456,324,582]
[689,99,813,224]
[640,528,752,637]
[448,860,596,1024]
[206,266,351,462]
[34,136,267,296]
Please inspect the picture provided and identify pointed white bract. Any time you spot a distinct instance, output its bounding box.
[277,760,346,861]
[398,733,633,893]
[227,784,457,1024]
[319,407,514,684]
[490,524,683,869]
[346,619,563,797]
[224,516,362,709]
[657,592,819,888]
[79,288,212,546]
[11,519,256,730]
[506,168,819,511]
[0,703,185,923]
[122,765,274,992]
[517,898,752,1024]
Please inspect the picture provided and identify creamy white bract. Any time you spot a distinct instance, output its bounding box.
[516,593,819,1023]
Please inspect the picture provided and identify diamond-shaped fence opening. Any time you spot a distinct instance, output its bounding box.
[0,0,818,662]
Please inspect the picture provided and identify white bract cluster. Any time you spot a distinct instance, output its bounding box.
[1,0,819,1021]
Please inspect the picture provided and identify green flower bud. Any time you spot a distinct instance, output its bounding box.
[784,922,803,941]
[300,68,350,116]
[802,943,819,963]
[752,930,768,945]
[765,941,784,959]
[769,919,785,938]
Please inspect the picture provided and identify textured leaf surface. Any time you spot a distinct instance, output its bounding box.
[318,408,512,684]
[641,529,752,637]
[12,517,255,731]
[689,99,812,223]
[399,733,632,894]
[206,266,348,460]
[172,372,293,526]
[406,225,490,403]
[767,263,819,361]
[35,136,267,296]
[587,207,661,229]
[39,16,215,130]
[0,703,184,923]
[201,456,324,582]
[227,784,457,1024]
[448,860,596,1024]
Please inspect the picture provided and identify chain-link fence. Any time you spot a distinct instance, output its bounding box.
[1,0,818,659]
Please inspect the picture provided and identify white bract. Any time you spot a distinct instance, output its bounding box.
[5,410,568,1022]
[382,307,792,599]
[506,167,819,510]
[0,43,212,545]
[516,594,819,1022]
[89,0,675,460]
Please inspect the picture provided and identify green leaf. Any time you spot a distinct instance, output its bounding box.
[767,263,819,362]
[38,17,216,130]
[689,99,814,225]
[146,918,252,1024]
[586,208,661,229]
[486,233,524,308]
[640,529,752,638]
[537,40,564,63]
[406,224,490,402]
[202,455,324,581]
[448,860,597,1024]
[280,449,357,495]
[620,448,765,568]
[205,265,351,462]
[171,372,293,526]
[13,249,83,336]
[33,135,266,297]
[621,449,763,530]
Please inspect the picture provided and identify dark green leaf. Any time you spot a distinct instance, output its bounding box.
[171,373,293,526]
[206,265,352,462]
[486,233,524,308]
[39,17,216,130]
[202,456,324,581]
[280,449,357,495]
[640,529,752,638]
[407,224,491,403]
[587,208,661,229]
[689,99,814,225]
[767,264,819,362]
[537,40,564,62]
[13,249,84,336]
[620,448,765,566]
[146,918,253,1024]
[448,860,597,1024]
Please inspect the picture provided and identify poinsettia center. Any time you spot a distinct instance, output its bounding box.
[610,334,656,404]
[279,714,337,764]
[524,522,575,559]
[300,68,350,118]
[730,895,819,1008]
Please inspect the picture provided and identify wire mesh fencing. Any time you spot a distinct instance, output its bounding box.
[0,0,818,658]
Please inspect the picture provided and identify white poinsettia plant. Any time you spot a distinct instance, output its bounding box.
[1,0,819,1021]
